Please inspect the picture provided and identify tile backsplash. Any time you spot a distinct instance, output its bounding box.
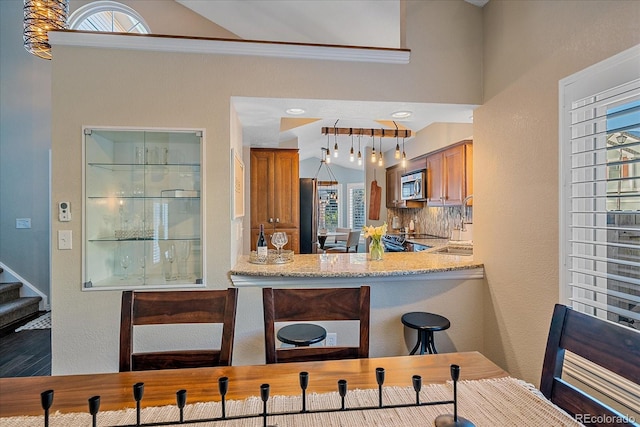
[386,205,473,238]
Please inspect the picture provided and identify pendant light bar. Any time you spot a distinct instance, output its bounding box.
[321,127,412,138]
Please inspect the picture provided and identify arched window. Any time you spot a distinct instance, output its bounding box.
[68,1,149,34]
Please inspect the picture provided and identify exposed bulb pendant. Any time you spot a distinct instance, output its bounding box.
[348,133,354,162]
[357,135,363,166]
[333,130,339,157]
[395,135,401,159]
[326,134,331,160]
[401,137,407,167]
[378,136,383,167]
[371,134,377,163]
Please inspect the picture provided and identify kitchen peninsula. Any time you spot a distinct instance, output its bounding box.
[230,248,482,286]
[230,247,484,357]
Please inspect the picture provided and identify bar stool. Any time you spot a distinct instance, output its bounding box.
[401,312,450,355]
[277,323,327,347]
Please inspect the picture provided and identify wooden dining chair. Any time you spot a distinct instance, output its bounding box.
[263,286,370,364]
[540,304,639,426]
[119,288,238,371]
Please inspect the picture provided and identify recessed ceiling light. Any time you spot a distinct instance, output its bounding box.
[391,110,412,119]
[286,108,305,115]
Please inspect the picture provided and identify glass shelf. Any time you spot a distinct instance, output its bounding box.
[83,128,204,290]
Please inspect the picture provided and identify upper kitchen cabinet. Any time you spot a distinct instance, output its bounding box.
[250,148,300,252]
[83,128,203,290]
[427,140,473,206]
[385,160,426,209]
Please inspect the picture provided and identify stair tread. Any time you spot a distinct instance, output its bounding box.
[0,297,42,314]
[0,282,22,291]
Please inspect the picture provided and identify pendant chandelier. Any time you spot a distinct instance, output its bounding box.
[314,148,339,202]
[23,0,69,60]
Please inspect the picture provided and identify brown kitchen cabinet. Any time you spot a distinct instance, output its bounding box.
[426,140,472,206]
[250,148,300,252]
[385,164,425,209]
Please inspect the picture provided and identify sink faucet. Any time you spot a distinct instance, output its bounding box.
[461,195,473,232]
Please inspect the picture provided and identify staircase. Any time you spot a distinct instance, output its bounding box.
[0,268,42,334]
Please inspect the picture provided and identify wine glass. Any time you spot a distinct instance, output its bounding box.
[271,232,288,262]
[120,255,131,280]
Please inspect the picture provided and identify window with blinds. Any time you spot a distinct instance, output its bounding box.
[347,184,366,230]
[565,78,640,330]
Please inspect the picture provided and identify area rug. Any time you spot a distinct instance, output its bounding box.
[15,311,50,332]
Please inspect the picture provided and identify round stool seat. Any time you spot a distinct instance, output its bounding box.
[401,312,450,355]
[277,323,327,347]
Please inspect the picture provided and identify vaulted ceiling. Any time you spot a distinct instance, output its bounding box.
[175,0,486,168]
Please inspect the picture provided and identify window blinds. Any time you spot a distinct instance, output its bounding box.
[567,78,640,328]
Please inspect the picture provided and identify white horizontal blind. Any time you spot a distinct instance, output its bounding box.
[347,184,366,230]
[567,77,640,328]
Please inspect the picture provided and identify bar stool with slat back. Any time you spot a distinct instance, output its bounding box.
[401,311,450,355]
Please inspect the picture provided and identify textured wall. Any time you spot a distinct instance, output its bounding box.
[475,0,639,385]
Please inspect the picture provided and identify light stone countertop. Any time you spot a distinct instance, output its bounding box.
[230,240,481,285]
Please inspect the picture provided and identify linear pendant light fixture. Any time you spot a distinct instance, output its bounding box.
[322,125,411,162]
[24,0,69,60]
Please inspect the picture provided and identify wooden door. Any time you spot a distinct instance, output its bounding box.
[250,148,300,253]
[444,144,464,205]
[251,149,275,226]
[385,166,399,208]
[426,152,443,205]
[273,150,299,229]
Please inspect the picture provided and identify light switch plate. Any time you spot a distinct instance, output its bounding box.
[58,230,72,250]
[16,218,31,229]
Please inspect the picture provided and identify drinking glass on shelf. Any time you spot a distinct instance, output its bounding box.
[120,255,131,280]
[138,255,146,282]
[176,241,191,280]
[163,245,175,281]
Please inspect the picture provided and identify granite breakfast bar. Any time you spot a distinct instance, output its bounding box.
[229,248,486,361]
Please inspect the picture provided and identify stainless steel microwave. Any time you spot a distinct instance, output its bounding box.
[400,170,426,200]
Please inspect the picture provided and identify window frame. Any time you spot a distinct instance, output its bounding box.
[68,1,150,34]
[559,45,640,320]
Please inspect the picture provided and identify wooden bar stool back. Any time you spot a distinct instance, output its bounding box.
[263,286,370,364]
[119,288,238,371]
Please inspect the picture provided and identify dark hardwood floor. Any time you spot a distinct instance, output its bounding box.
[0,329,51,377]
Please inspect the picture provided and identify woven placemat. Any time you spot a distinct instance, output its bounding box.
[0,377,583,426]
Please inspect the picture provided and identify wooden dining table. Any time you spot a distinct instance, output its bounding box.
[0,352,505,418]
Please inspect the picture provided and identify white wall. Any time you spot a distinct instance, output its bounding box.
[49,0,484,373]
[475,0,639,385]
[0,1,53,301]
[0,0,242,308]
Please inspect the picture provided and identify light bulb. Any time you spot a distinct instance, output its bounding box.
[395,143,400,159]
[334,142,339,157]
[402,152,407,167]
[350,149,355,162]
[371,149,376,163]
[326,155,331,164]
[378,156,383,167]
[358,156,362,166]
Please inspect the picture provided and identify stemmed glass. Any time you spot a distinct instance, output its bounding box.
[271,232,288,262]
[120,255,131,280]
